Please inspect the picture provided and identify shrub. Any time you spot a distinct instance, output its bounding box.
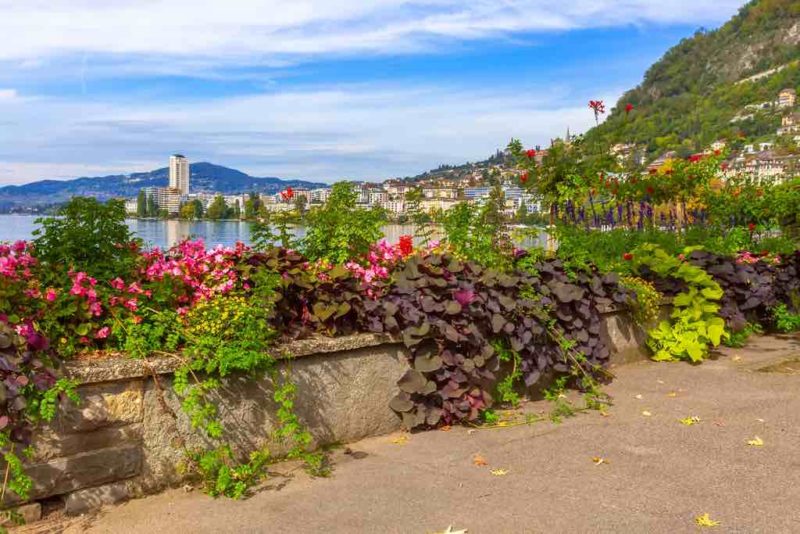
[32,197,141,281]
[301,183,385,263]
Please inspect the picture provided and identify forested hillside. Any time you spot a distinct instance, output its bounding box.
[586,0,800,158]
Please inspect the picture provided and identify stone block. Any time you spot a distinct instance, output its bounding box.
[65,481,131,516]
[15,444,142,503]
[58,380,143,432]
[32,423,143,462]
[0,502,41,527]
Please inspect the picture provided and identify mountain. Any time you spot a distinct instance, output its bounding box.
[0,162,328,209]
[585,0,800,158]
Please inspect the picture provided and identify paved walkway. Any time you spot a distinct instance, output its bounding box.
[28,335,800,533]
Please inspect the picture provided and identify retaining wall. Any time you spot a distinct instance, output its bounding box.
[8,306,651,518]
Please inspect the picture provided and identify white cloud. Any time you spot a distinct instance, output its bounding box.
[0,89,18,100]
[0,83,619,184]
[0,1,744,64]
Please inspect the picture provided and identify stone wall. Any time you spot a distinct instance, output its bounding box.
[9,309,652,517]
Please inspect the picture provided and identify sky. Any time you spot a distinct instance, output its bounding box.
[0,0,747,185]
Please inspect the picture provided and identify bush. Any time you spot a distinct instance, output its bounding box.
[301,183,385,263]
[32,197,141,281]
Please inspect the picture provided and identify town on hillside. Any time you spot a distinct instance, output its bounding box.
[128,86,798,223]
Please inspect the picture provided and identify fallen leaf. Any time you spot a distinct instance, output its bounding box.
[679,416,701,426]
[657,380,665,384]
[473,454,488,467]
[667,391,678,398]
[495,421,509,427]
[642,410,652,417]
[440,425,452,432]
[634,394,643,400]
[695,513,720,527]
[591,456,609,465]
[756,418,765,423]
[432,525,468,534]
[747,436,764,447]
[391,435,409,445]
[599,410,610,417]
[490,468,509,476]
[732,356,742,362]
[466,429,476,435]
[713,420,726,427]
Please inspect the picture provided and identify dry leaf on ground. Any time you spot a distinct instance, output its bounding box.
[679,416,701,426]
[432,525,468,534]
[391,435,409,444]
[695,513,720,527]
[472,454,488,466]
[747,436,764,447]
[591,456,609,465]
[490,468,508,476]
[642,410,652,417]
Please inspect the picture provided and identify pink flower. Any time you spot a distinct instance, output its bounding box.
[95,326,110,339]
[45,288,58,302]
[110,277,126,290]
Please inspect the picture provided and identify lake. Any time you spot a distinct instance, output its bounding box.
[0,215,548,250]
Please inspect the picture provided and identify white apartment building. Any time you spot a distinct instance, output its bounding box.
[369,190,389,205]
[169,154,190,195]
[381,200,405,215]
[124,199,138,215]
[143,186,181,215]
[310,188,330,204]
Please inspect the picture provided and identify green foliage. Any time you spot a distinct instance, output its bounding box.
[302,182,385,263]
[32,197,141,280]
[187,445,271,499]
[620,276,662,325]
[724,322,763,347]
[250,211,298,251]
[440,195,512,270]
[772,303,800,332]
[631,244,728,362]
[206,195,231,220]
[493,340,522,406]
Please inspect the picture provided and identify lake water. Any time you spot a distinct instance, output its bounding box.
[0,215,547,250]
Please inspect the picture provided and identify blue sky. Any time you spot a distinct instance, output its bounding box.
[0,0,746,185]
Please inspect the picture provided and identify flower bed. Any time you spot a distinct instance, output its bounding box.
[2,191,800,516]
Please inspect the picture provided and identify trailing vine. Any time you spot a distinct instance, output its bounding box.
[630,244,727,362]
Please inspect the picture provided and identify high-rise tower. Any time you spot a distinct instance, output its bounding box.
[169,154,190,195]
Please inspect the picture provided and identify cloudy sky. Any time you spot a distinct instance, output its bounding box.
[0,0,745,185]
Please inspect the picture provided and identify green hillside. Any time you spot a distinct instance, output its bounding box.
[586,0,800,158]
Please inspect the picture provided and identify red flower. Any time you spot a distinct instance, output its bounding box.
[713,149,721,156]
[748,223,756,232]
[588,100,606,124]
[646,186,655,195]
[520,171,529,184]
[623,253,633,261]
[280,187,295,201]
[588,100,606,114]
[648,168,657,175]
[525,149,536,159]
[625,103,634,114]
[398,235,413,256]
[721,162,729,171]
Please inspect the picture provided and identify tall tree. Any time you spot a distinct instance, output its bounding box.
[206,195,228,220]
[136,189,146,218]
